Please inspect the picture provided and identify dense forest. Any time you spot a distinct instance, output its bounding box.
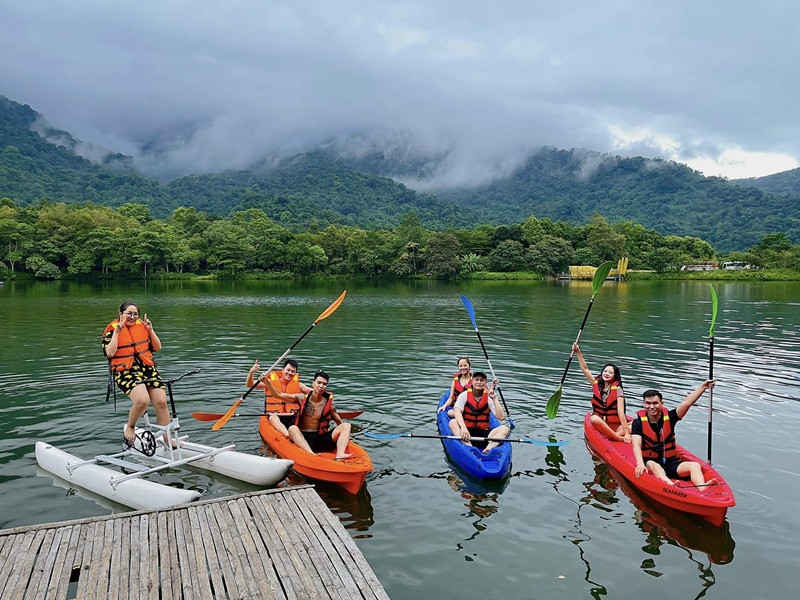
[2,197,798,281]
[733,167,800,197]
[2,95,799,255]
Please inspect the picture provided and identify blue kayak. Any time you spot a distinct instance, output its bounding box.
[436,390,512,480]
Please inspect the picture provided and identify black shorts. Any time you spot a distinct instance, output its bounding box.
[301,430,336,452]
[278,414,295,428]
[467,427,491,448]
[656,457,684,479]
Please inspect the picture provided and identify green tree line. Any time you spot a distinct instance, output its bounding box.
[1,197,796,281]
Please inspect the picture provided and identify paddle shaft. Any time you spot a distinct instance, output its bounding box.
[707,336,715,463]
[195,410,362,421]
[473,328,511,419]
[557,296,597,387]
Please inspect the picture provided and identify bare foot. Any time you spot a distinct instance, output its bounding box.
[703,477,719,486]
[335,453,353,460]
[123,424,136,443]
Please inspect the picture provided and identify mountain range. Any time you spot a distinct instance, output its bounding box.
[2,94,798,252]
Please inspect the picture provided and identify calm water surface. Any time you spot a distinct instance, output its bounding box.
[0,279,797,599]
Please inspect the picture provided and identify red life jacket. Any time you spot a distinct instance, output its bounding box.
[637,408,677,463]
[592,379,622,426]
[462,388,491,430]
[104,320,155,372]
[452,373,473,397]
[293,391,334,434]
[265,370,302,413]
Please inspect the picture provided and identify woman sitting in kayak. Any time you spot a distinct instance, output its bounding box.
[437,356,473,416]
[102,302,169,448]
[573,343,631,443]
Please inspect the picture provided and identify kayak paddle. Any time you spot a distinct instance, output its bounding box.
[212,290,347,431]
[707,284,718,463]
[460,294,514,429]
[546,261,614,419]
[195,409,363,422]
[363,431,568,447]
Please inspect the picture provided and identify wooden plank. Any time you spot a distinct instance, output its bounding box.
[299,489,390,600]
[92,518,115,600]
[282,492,356,600]
[127,515,139,600]
[113,516,131,600]
[199,503,241,600]
[2,530,45,598]
[23,526,60,600]
[48,522,84,599]
[192,505,228,600]
[250,492,326,600]
[156,510,174,600]
[164,510,182,600]
[228,497,284,599]
[273,492,343,599]
[183,506,214,600]
[141,514,159,599]
[211,501,261,600]
[74,521,100,599]
[0,535,16,590]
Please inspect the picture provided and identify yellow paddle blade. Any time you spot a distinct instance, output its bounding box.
[212,398,243,431]
[315,290,346,323]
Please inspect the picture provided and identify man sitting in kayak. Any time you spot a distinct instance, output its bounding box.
[246,359,312,436]
[632,380,719,487]
[450,372,510,454]
[263,370,353,460]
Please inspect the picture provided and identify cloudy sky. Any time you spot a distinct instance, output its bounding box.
[1,1,798,184]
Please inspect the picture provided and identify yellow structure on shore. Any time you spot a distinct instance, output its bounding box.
[567,257,629,280]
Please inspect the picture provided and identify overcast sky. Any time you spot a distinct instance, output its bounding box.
[1,1,798,184]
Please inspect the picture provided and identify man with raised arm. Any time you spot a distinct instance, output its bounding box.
[632,380,719,487]
[262,370,353,460]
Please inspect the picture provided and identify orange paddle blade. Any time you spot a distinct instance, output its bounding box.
[315,290,346,323]
[212,398,242,431]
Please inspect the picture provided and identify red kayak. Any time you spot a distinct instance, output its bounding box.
[583,413,735,526]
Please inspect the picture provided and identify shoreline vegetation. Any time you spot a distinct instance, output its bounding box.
[2,198,799,282]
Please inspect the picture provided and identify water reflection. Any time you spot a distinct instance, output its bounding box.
[581,459,736,598]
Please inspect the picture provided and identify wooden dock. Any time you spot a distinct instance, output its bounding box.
[0,486,389,599]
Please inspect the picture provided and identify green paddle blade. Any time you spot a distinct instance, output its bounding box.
[546,386,562,419]
[709,284,718,338]
[591,261,615,296]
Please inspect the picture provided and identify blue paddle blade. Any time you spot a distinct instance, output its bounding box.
[363,432,410,439]
[460,295,478,330]
[523,438,569,447]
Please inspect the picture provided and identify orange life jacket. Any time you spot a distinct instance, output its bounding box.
[294,391,335,434]
[265,370,302,413]
[462,388,491,430]
[452,372,473,397]
[104,320,155,372]
[592,379,622,426]
[637,408,677,463]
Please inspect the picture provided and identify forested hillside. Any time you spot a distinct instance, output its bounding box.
[733,168,800,197]
[2,95,799,252]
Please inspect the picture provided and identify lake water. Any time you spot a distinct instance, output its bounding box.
[0,279,797,599]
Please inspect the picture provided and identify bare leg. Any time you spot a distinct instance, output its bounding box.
[288,425,314,454]
[483,424,510,453]
[677,461,718,486]
[449,419,472,445]
[269,413,290,437]
[125,384,151,441]
[331,423,353,459]
[590,415,625,442]
[646,460,675,485]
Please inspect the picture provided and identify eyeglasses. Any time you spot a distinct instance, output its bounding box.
[123,311,139,317]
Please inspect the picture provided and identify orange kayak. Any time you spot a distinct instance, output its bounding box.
[258,416,372,494]
[584,413,735,526]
